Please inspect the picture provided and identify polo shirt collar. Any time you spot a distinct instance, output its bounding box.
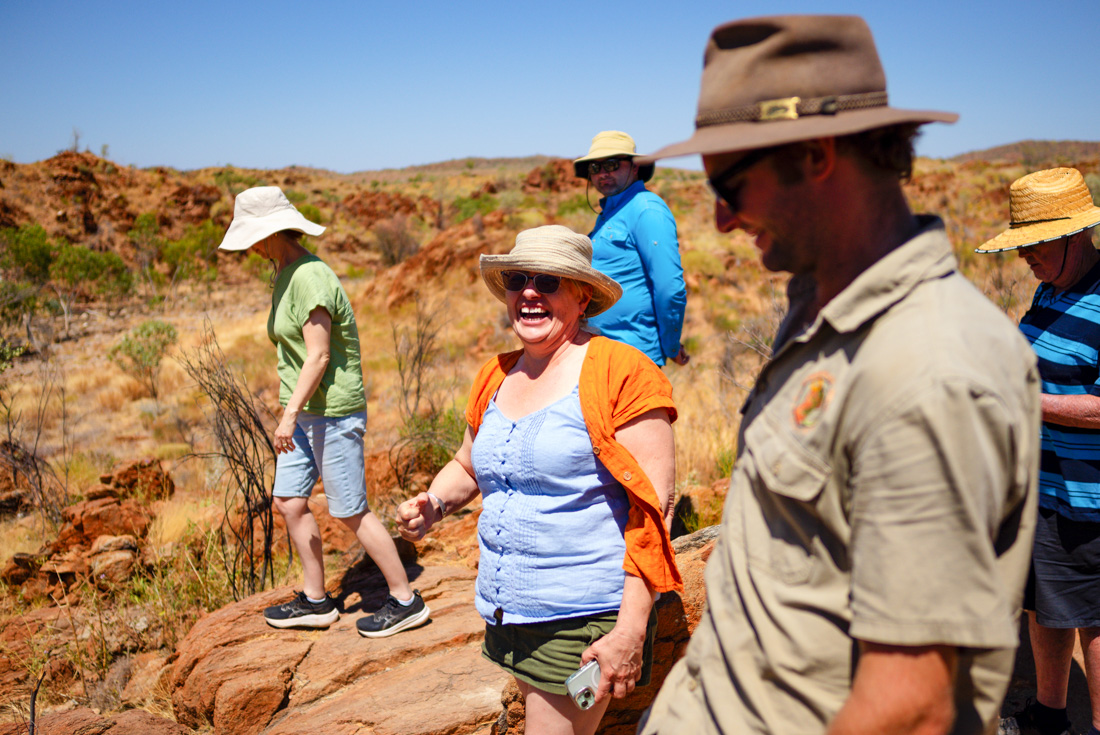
[816,215,955,335]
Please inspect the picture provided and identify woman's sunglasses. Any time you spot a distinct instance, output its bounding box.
[501,271,562,294]
[587,158,629,175]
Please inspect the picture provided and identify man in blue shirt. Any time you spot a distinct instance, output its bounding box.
[977,167,1100,735]
[573,131,688,366]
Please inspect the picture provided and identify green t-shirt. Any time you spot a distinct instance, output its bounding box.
[268,255,366,417]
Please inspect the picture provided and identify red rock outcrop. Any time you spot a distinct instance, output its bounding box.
[103,458,175,501]
[168,525,717,735]
[522,159,586,193]
[170,560,507,734]
[0,706,189,735]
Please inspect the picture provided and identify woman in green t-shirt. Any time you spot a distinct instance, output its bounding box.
[219,187,429,637]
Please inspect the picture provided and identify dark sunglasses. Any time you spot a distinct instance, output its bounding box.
[501,271,562,294]
[706,147,777,210]
[588,158,630,175]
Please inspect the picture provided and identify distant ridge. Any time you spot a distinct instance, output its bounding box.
[952,140,1100,165]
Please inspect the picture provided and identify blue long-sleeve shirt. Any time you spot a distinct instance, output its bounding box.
[588,180,686,365]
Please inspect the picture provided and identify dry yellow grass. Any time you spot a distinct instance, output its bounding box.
[0,515,49,561]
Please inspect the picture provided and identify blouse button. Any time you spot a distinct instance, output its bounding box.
[592,446,601,456]
[622,471,632,481]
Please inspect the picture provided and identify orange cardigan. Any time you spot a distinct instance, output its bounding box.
[465,336,683,594]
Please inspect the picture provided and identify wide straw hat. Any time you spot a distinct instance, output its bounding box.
[480,225,622,317]
[573,131,655,182]
[976,168,1100,253]
[218,186,325,251]
[642,15,957,162]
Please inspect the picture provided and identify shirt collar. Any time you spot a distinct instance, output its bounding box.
[814,215,956,336]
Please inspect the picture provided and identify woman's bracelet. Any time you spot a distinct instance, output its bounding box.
[426,492,448,520]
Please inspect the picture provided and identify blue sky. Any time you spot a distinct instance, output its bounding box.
[2,0,1097,172]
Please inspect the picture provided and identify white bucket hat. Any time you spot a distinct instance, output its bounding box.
[218,186,325,251]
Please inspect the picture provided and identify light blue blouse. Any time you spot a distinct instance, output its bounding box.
[471,385,630,625]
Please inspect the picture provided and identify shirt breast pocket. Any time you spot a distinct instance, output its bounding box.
[743,417,831,584]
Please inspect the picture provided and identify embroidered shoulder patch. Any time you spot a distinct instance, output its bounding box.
[792,372,833,429]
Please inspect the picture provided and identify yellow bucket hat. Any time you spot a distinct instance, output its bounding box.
[976,168,1100,253]
[573,130,655,182]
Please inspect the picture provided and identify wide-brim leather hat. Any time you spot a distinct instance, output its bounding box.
[573,130,655,182]
[642,15,957,162]
[218,186,325,251]
[976,168,1100,253]
[480,225,622,317]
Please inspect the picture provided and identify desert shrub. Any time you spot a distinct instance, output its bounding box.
[388,299,462,492]
[452,194,497,223]
[297,203,323,225]
[108,320,178,405]
[213,167,265,195]
[50,245,134,335]
[373,217,419,266]
[128,213,165,298]
[178,320,281,600]
[162,219,221,282]
[0,224,55,285]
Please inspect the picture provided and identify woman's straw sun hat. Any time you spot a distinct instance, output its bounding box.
[976,168,1100,253]
[480,225,622,317]
[573,131,655,182]
[218,186,325,251]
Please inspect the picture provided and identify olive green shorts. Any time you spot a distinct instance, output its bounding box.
[481,607,658,696]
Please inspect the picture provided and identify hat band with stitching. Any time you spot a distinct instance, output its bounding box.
[696,91,888,127]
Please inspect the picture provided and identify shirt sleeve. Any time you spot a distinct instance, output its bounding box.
[289,263,338,327]
[607,344,678,429]
[847,378,1025,650]
[633,205,686,360]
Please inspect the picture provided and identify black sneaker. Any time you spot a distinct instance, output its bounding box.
[263,592,340,629]
[356,590,430,638]
[998,699,1074,735]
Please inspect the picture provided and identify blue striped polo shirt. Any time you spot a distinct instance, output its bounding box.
[1020,261,1100,521]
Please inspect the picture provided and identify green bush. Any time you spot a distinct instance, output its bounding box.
[162,219,221,281]
[0,224,55,284]
[452,195,497,223]
[109,320,178,404]
[298,203,323,225]
[213,167,265,195]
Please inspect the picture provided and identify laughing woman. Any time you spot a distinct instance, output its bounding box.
[397,225,681,734]
[219,186,428,638]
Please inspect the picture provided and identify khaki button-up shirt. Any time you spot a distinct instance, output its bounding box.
[643,218,1040,735]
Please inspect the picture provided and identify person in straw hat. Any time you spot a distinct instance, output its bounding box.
[396,225,680,734]
[637,15,1041,735]
[977,168,1100,735]
[218,186,428,638]
[573,131,689,367]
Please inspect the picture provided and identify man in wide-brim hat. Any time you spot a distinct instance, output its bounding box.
[638,15,1041,735]
[572,131,688,367]
[978,168,1100,735]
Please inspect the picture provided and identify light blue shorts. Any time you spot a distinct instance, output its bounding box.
[273,410,368,519]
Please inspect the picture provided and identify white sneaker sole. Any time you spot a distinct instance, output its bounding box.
[264,609,340,629]
[357,605,431,638]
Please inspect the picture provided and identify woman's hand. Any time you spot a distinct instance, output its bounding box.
[397,493,440,541]
[581,625,645,701]
[397,430,480,542]
[274,410,297,454]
